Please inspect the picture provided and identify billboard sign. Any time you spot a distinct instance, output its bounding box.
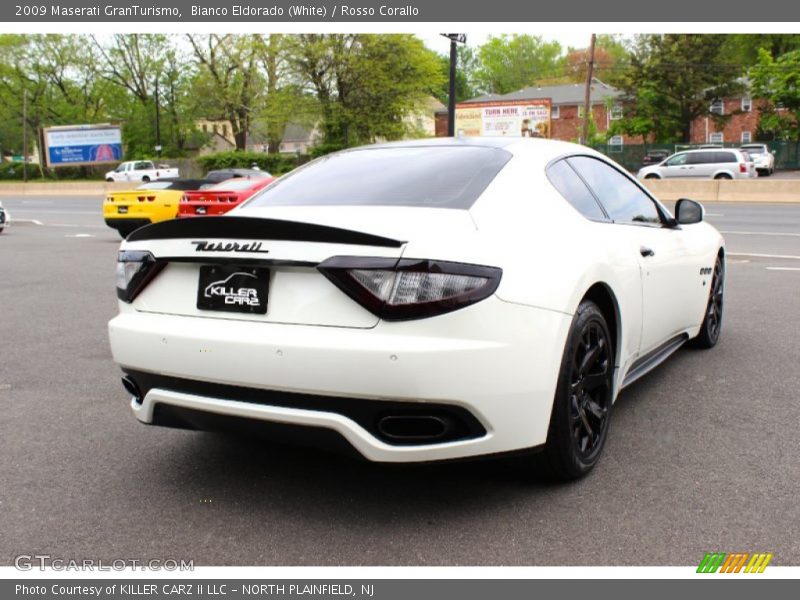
[43,124,123,167]
[455,99,552,139]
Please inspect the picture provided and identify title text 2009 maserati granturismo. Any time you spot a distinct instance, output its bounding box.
[109,138,724,479]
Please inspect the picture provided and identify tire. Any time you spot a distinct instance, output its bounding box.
[142,175,151,183]
[714,173,732,180]
[644,174,660,180]
[533,300,614,480]
[689,255,724,349]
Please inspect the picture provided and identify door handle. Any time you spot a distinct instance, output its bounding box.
[640,246,655,257]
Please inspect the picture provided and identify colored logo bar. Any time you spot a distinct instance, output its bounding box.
[697,552,773,573]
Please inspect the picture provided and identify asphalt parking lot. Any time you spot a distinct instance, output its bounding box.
[1,196,798,566]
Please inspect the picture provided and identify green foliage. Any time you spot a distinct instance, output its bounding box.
[750,48,800,140]
[474,35,564,94]
[614,34,744,143]
[285,34,444,148]
[196,151,300,175]
[433,45,480,104]
[308,143,345,159]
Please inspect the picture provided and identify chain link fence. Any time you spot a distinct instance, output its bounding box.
[592,141,800,173]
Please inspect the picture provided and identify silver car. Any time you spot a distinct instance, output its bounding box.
[0,200,9,234]
[637,148,756,180]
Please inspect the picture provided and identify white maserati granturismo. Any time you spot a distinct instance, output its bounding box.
[109,138,725,479]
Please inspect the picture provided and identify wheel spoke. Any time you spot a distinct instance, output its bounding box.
[584,398,606,420]
[577,338,604,375]
[582,371,607,392]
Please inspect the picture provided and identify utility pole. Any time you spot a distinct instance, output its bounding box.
[22,88,28,182]
[441,34,466,137]
[154,78,162,158]
[581,33,596,146]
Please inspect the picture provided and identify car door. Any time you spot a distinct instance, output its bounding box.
[566,156,700,357]
[660,152,690,178]
[688,151,715,178]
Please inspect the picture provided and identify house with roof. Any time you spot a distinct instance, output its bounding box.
[436,79,627,145]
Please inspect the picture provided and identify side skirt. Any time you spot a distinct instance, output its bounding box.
[621,333,689,389]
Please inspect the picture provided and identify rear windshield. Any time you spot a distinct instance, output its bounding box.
[245,146,512,210]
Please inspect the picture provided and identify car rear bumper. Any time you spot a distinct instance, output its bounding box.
[108,298,572,462]
[178,203,235,217]
[105,218,151,232]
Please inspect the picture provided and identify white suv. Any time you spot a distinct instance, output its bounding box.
[637,148,756,180]
[740,144,776,176]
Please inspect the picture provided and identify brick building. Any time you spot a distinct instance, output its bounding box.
[689,95,764,145]
[438,80,774,148]
[436,79,629,144]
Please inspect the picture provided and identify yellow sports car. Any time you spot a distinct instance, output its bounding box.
[103,178,213,238]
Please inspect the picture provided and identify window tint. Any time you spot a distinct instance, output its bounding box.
[566,156,662,226]
[665,153,688,166]
[546,159,607,221]
[688,152,715,165]
[246,146,512,209]
[714,152,737,163]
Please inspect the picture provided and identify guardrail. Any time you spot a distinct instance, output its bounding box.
[0,181,144,196]
[642,179,799,203]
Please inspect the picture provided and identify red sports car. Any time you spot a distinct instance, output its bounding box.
[178,176,274,217]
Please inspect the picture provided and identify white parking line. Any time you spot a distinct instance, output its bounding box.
[65,234,95,238]
[720,230,800,237]
[10,218,43,225]
[765,267,800,272]
[705,213,724,217]
[729,252,800,260]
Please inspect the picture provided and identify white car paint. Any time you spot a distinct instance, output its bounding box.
[0,200,9,232]
[108,138,724,465]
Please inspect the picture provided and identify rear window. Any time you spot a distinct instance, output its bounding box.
[246,146,512,209]
[741,145,766,154]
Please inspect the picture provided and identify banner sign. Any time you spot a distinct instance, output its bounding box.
[456,100,552,138]
[43,125,123,168]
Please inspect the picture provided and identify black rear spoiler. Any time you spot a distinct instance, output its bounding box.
[126,216,405,248]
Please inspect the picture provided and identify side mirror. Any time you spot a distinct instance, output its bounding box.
[771,150,776,155]
[675,198,704,225]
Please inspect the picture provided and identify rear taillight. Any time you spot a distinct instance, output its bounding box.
[318,257,502,321]
[116,250,164,302]
[739,163,746,173]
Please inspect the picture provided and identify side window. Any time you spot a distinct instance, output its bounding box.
[688,152,714,165]
[566,156,662,226]
[546,159,607,221]
[665,153,688,166]
[714,152,737,164]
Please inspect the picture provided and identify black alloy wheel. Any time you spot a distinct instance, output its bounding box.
[690,255,724,349]
[534,300,614,480]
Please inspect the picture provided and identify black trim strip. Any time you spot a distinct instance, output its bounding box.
[622,333,689,388]
[124,369,486,447]
[126,215,405,248]
[159,256,319,268]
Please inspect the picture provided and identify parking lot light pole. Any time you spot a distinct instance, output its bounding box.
[441,34,467,137]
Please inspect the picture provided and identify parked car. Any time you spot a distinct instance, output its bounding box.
[637,148,755,180]
[178,176,274,218]
[110,138,725,480]
[641,149,670,167]
[205,168,272,182]
[740,144,776,176]
[103,178,215,238]
[0,200,9,233]
[105,160,180,183]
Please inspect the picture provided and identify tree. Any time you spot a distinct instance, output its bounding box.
[187,34,264,150]
[564,35,631,87]
[474,35,563,94]
[750,48,800,140]
[433,45,480,104]
[615,34,744,143]
[285,34,443,147]
[722,34,800,65]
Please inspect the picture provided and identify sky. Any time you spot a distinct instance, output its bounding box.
[421,32,601,55]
